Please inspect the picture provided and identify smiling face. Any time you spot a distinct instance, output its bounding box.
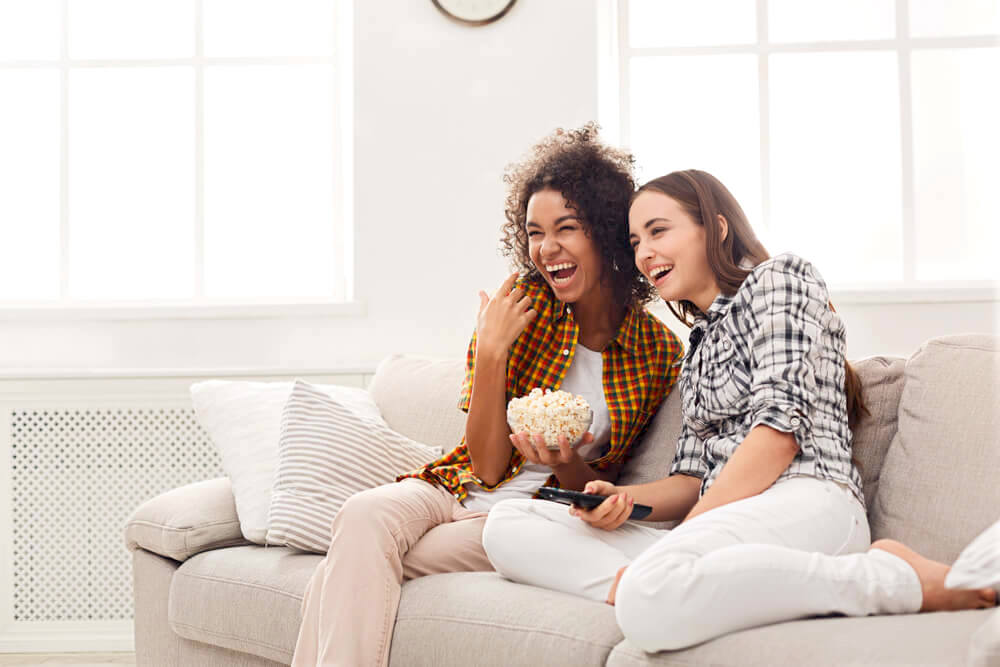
[526,188,605,304]
[628,190,722,313]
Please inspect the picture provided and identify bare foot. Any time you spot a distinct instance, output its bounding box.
[869,539,998,612]
[606,566,628,606]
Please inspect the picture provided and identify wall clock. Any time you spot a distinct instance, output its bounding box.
[432,0,517,26]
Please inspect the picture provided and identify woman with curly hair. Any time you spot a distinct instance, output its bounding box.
[291,124,684,666]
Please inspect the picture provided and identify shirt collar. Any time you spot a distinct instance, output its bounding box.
[558,302,646,356]
[611,305,646,356]
[686,291,733,354]
[554,300,571,322]
[697,257,755,324]
[699,291,734,325]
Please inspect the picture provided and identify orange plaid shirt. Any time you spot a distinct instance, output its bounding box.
[398,277,683,502]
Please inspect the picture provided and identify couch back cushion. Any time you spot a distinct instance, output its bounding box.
[869,334,1000,563]
[849,356,907,512]
[369,354,468,452]
[617,388,682,487]
[369,353,912,507]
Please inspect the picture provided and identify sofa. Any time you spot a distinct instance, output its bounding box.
[126,333,1000,666]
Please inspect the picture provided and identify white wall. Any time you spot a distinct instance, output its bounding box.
[0,0,995,372]
[0,0,600,372]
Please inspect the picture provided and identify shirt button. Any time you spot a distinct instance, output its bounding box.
[790,416,801,427]
[723,340,731,350]
[562,349,570,356]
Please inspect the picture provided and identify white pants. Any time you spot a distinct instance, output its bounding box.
[482,476,923,652]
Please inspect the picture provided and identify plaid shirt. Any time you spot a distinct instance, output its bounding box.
[399,276,683,502]
[670,254,865,505]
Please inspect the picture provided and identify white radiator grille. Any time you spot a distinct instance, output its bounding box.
[10,406,223,622]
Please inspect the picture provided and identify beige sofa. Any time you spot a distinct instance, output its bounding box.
[126,334,1000,666]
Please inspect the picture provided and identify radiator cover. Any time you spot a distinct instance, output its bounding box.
[0,370,367,652]
[11,406,221,623]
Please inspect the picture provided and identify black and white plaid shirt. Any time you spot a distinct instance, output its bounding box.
[670,253,865,506]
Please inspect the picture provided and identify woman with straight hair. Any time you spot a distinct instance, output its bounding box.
[482,169,997,652]
[290,125,683,666]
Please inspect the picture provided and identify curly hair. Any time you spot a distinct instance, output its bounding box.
[500,122,656,312]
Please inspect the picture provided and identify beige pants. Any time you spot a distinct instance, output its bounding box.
[291,478,492,666]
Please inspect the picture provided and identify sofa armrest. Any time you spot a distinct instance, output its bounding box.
[125,477,250,562]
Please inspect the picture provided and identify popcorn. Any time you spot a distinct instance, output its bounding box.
[507,388,593,450]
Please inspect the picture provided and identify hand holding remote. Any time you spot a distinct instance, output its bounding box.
[569,481,637,531]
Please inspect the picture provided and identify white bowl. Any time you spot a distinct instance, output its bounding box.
[506,407,594,450]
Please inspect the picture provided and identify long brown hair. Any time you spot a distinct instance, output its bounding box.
[633,170,868,429]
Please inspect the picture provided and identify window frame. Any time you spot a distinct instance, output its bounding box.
[0,0,357,319]
[608,0,1000,304]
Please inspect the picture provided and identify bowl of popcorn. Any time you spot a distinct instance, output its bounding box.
[507,388,593,450]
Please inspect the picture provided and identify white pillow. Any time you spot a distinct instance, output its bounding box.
[265,380,441,553]
[190,379,386,544]
[945,517,1000,591]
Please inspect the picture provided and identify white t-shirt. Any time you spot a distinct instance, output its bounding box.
[461,343,611,513]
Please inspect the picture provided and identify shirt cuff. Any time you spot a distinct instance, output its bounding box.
[670,457,709,480]
[750,403,810,437]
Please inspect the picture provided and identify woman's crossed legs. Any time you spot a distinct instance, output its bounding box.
[484,477,953,652]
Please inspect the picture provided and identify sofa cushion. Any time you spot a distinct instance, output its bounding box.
[134,548,288,667]
[391,572,623,666]
[369,354,468,451]
[605,609,993,666]
[869,334,1000,563]
[969,607,1000,667]
[618,388,682,488]
[169,553,624,667]
[169,545,321,664]
[615,389,684,529]
[848,356,906,511]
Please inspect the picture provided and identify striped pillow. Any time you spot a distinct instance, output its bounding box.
[266,380,442,553]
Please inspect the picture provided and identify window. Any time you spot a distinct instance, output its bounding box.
[0,0,352,309]
[612,0,999,293]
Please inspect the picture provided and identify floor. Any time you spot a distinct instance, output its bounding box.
[0,655,135,666]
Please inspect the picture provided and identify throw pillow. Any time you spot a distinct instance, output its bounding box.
[190,379,385,544]
[945,517,1000,591]
[266,379,442,553]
